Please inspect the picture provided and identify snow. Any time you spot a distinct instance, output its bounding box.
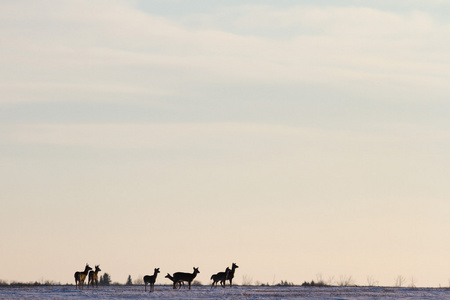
[0,285,449,299]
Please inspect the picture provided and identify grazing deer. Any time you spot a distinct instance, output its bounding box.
[165,273,184,289]
[172,267,200,290]
[143,268,160,292]
[74,264,92,290]
[87,265,101,288]
[210,267,230,288]
[225,263,239,287]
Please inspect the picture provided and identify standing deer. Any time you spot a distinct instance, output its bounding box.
[74,264,92,290]
[165,273,184,289]
[143,268,160,292]
[225,263,239,287]
[87,265,101,288]
[171,267,200,290]
[210,267,230,288]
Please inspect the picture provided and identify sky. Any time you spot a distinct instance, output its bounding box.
[1,0,449,288]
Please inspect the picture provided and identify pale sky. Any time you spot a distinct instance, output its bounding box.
[1,0,449,287]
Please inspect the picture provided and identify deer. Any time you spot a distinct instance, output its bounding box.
[210,267,230,288]
[87,265,101,288]
[165,273,184,289]
[225,263,239,287]
[74,264,92,290]
[171,267,200,290]
[143,268,160,292]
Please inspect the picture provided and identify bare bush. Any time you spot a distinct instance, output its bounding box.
[337,275,354,287]
[241,275,253,286]
[409,277,416,288]
[395,275,405,287]
[314,273,334,286]
[367,275,379,287]
[315,273,326,286]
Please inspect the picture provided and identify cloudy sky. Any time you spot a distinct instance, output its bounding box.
[1,0,449,287]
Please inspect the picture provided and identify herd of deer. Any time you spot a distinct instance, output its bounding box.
[74,264,101,290]
[73,263,238,292]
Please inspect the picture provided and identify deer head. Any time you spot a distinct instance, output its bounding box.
[84,264,92,272]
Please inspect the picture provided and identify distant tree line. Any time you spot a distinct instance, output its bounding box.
[0,280,61,287]
[301,280,329,287]
[98,273,112,286]
[276,280,294,286]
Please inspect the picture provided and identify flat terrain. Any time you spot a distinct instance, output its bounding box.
[1,285,449,299]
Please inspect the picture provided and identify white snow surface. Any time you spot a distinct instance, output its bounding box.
[0,285,449,299]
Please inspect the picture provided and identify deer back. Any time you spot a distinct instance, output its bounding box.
[173,267,199,282]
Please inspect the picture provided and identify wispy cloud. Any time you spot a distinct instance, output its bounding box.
[3,122,447,151]
[1,1,449,106]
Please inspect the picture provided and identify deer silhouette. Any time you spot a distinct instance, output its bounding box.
[171,267,200,290]
[225,263,239,287]
[87,265,101,288]
[165,273,184,289]
[143,268,160,292]
[74,264,92,290]
[210,267,230,288]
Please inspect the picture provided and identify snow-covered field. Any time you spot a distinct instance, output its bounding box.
[1,285,449,299]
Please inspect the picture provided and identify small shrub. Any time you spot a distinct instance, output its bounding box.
[134,276,144,285]
[0,280,8,286]
[192,280,202,286]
